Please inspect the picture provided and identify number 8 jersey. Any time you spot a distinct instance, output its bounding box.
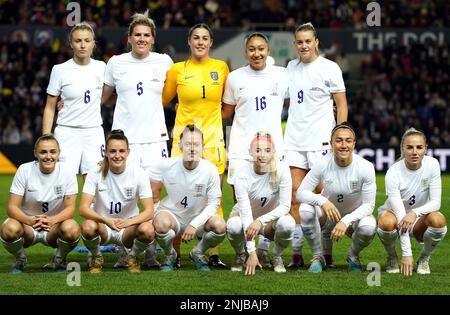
[10,161,78,216]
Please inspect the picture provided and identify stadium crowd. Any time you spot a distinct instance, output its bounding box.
[0,0,449,146]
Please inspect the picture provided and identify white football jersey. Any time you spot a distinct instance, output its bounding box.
[222,64,288,159]
[10,161,78,216]
[83,162,152,219]
[284,56,345,151]
[105,52,173,144]
[47,58,105,128]
[379,156,441,217]
[234,161,292,251]
[297,153,376,227]
[151,157,221,229]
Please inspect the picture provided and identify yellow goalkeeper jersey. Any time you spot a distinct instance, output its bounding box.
[163,58,229,148]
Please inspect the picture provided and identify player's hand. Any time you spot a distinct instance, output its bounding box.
[32,215,49,231]
[56,98,65,111]
[321,201,341,222]
[245,220,262,241]
[401,255,414,276]
[182,225,196,242]
[103,217,120,231]
[245,251,262,276]
[398,212,416,234]
[331,221,347,241]
[114,218,129,229]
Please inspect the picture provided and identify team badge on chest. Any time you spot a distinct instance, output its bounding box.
[210,72,219,80]
[124,187,135,199]
[194,184,205,197]
[54,185,63,199]
[350,180,359,192]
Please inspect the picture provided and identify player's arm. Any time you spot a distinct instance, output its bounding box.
[221,103,235,120]
[7,193,35,226]
[150,180,164,204]
[162,65,177,106]
[101,84,115,105]
[43,194,77,230]
[332,92,348,124]
[42,94,58,134]
[118,197,154,230]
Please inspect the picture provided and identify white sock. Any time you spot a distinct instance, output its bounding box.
[227,216,245,254]
[300,204,322,258]
[130,238,150,256]
[257,236,271,251]
[82,235,101,256]
[0,236,26,259]
[292,224,304,255]
[377,227,398,257]
[155,230,176,255]
[55,237,79,259]
[350,217,376,257]
[421,226,447,257]
[194,231,225,254]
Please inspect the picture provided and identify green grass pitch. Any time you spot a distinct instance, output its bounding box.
[0,173,449,295]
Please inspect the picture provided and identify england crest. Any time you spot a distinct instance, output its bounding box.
[125,187,135,198]
[54,185,63,197]
[210,72,219,80]
[350,180,359,192]
[194,184,205,197]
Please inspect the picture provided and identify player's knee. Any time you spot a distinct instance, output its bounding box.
[81,220,98,238]
[0,219,23,241]
[137,222,155,241]
[377,211,397,231]
[276,215,296,236]
[226,216,243,237]
[427,212,446,228]
[299,203,316,227]
[356,218,376,240]
[59,219,81,242]
[208,216,226,234]
[153,217,172,234]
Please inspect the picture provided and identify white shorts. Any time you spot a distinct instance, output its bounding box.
[284,149,329,170]
[227,158,252,185]
[129,141,168,174]
[55,125,105,175]
[154,209,205,238]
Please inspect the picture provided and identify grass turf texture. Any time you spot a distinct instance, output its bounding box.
[0,174,449,295]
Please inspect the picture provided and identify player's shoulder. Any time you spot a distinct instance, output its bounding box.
[423,155,441,171]
[200,158,219,172]
[90,58,106,67]
[51,58,75,72]
[286,58,299,69]
[16,161,36,174]
[354,153,374,169]
[317,56,340,69]
[151,52,173,63]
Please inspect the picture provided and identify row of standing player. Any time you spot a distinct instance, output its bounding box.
[3,11,446,275]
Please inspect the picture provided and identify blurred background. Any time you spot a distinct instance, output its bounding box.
[0,0,449,172]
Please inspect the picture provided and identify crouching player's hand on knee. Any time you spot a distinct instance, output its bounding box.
[245,251,261,276]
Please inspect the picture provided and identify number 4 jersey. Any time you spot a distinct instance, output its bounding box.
[149,157,222,229]
[83,162,152,219]
[10,161,78,216]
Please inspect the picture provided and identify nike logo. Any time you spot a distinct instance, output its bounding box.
[239,87,245,91]
[184,75,194,80]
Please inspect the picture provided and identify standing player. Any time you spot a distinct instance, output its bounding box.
[297,124,376,273]
[42,22,105,181]
[222,32,289,268]
[285,22,348,268]
[227,132,295,275]
[102,11,173,268]
[0,134,80,273]
[150,125,226,272]
[162,24,229,268]
[377,128,447,276]
[79,130,155,273]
